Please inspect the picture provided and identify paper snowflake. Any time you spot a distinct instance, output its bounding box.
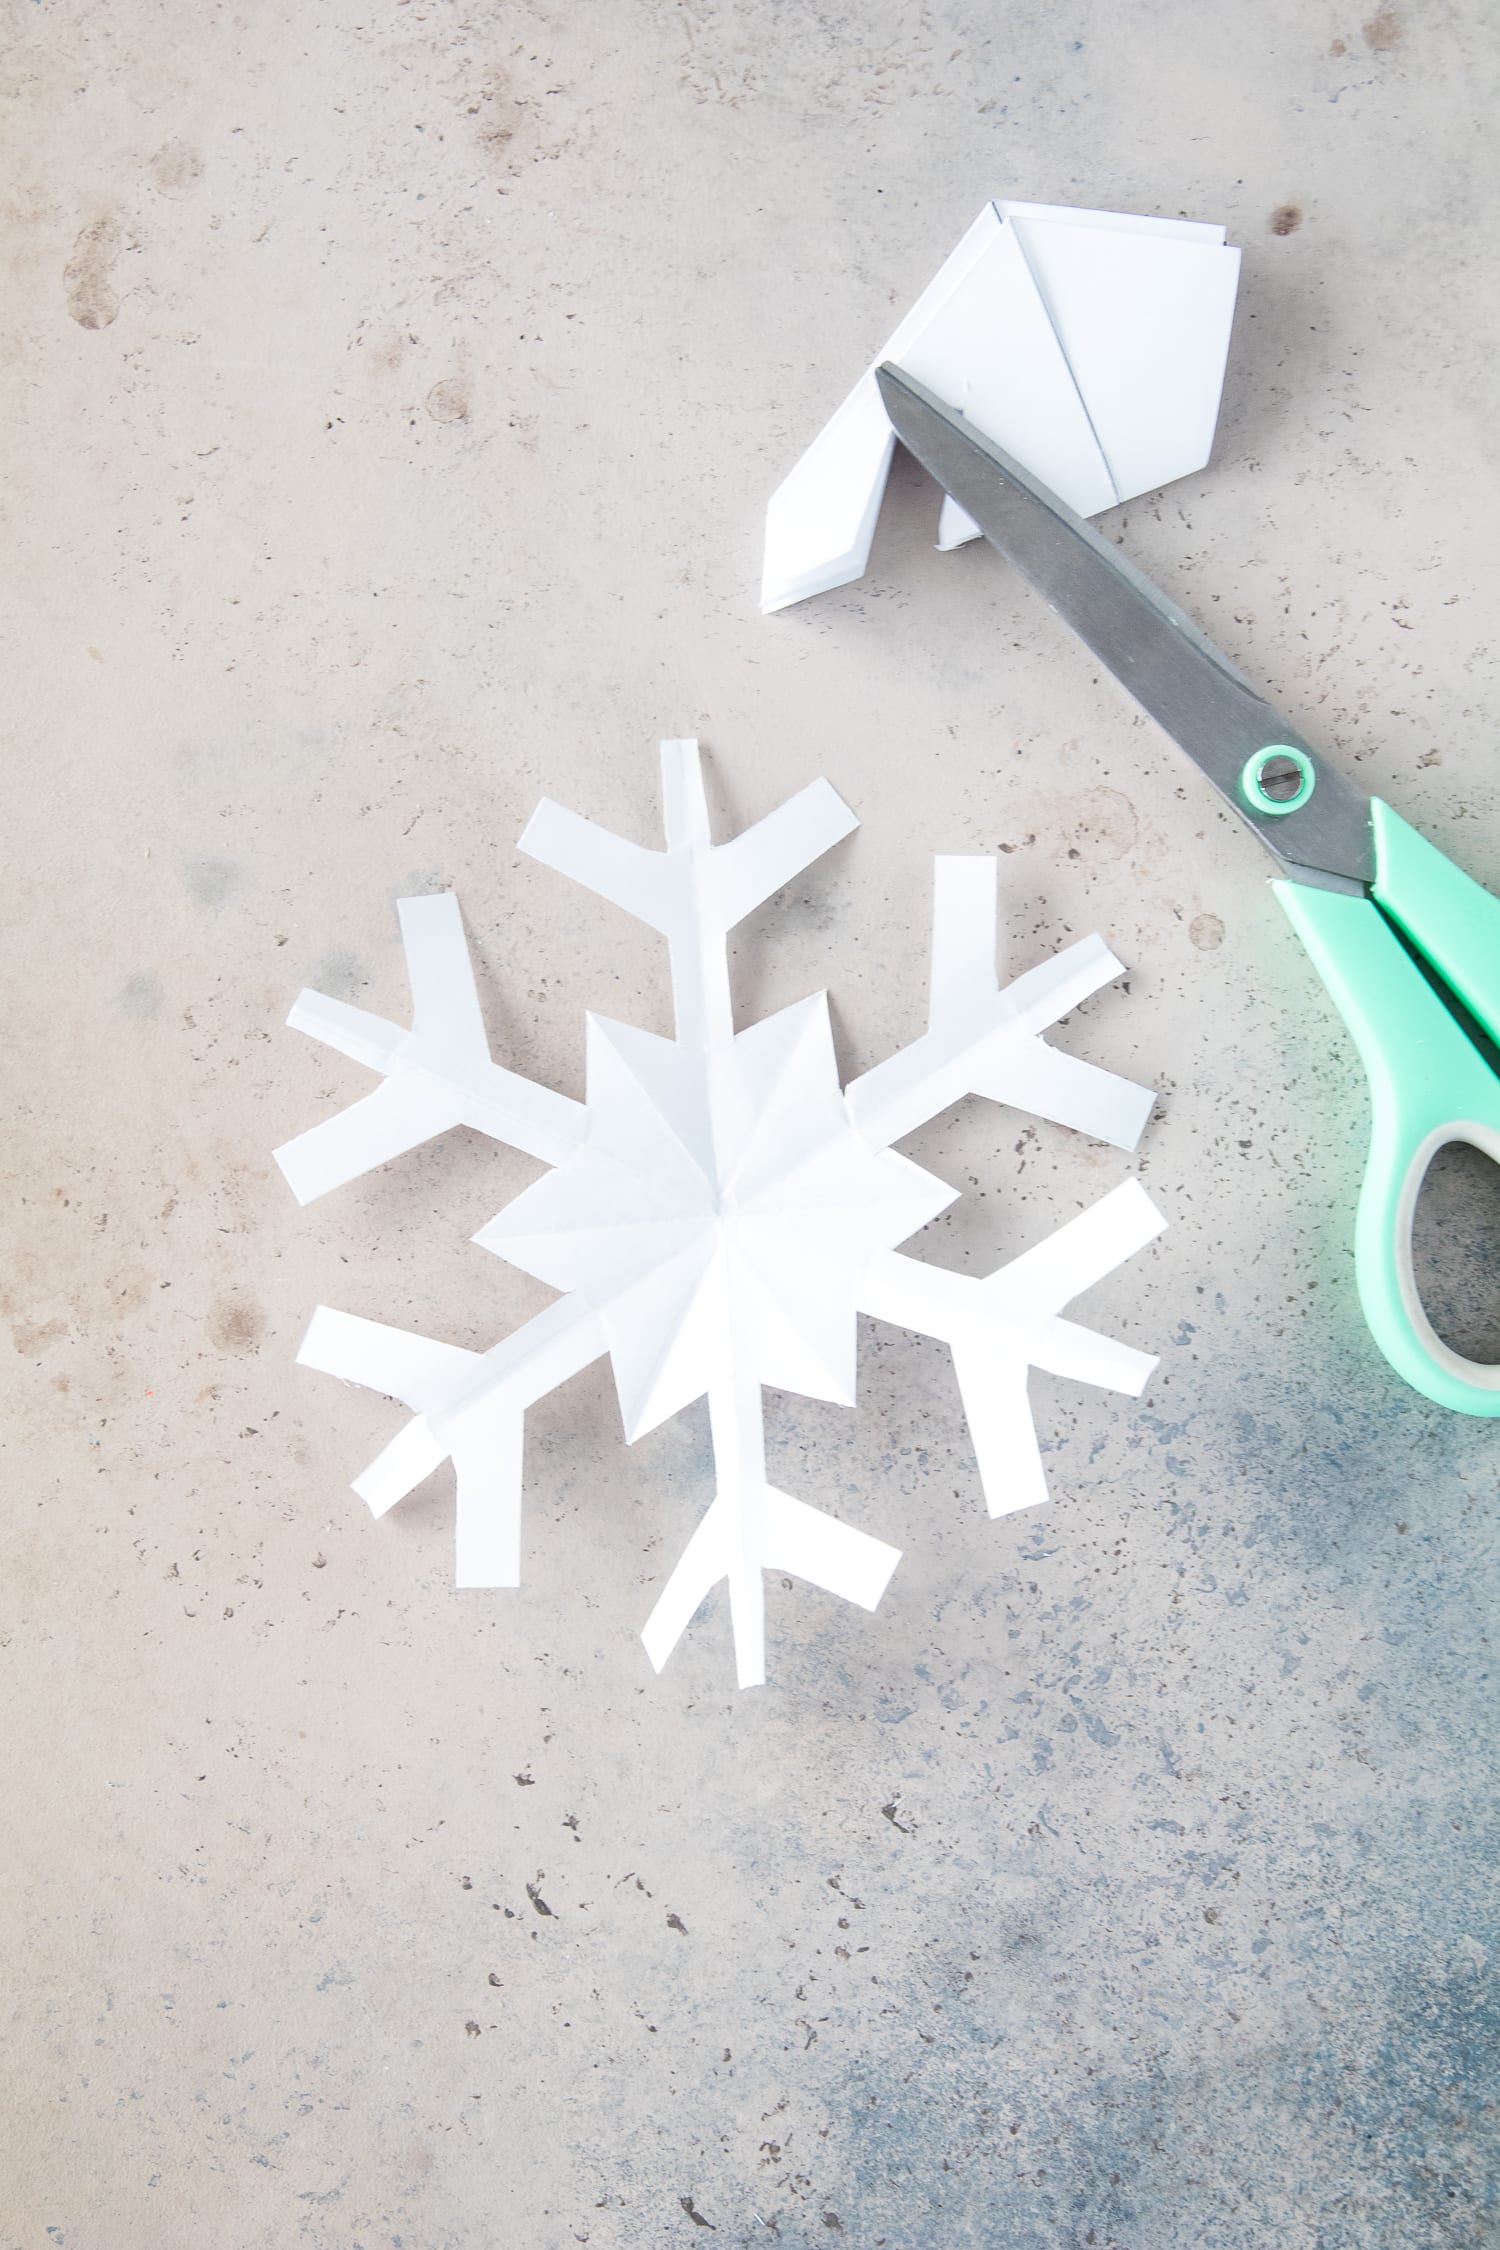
[276,740,1165,1686]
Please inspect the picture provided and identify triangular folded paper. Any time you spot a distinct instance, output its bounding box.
[760,200,1240,612]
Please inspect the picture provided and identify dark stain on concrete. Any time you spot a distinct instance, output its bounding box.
[425,378,470,424]
[147,140,203,198]
[117,971,163,1019]
[182,857,242,910]
[63,216,122,329]
[12,1316,67,1356]
[208,1296,265,1354]
[309,949,368,1002]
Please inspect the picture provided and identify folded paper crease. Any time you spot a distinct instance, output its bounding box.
[760,199,1240,612]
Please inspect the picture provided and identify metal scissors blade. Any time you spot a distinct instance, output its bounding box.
[875,362,1375,895]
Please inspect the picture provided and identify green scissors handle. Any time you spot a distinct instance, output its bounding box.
[1276,803,1500,1414]
[873,363,1500,1414]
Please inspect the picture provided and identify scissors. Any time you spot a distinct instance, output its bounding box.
[875,361,1500,1416]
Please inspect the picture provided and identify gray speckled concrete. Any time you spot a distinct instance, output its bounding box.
[3,3,1498,2244]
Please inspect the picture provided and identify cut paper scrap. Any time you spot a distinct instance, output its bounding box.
[276,742,1167,1688]
[760,200,1240,612]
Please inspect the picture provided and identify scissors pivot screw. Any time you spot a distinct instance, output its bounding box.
[1241,745,1316,816]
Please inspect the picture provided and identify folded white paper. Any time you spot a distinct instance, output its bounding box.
[279,744,1166,1686]
[761,200,1240,611]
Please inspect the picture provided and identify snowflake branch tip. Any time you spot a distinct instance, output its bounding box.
[860,1179,1166,1520]
[296,1297,606,1588]
[846,857,1155,1152]
[640,1483,902,1686]
[274,892,585,1203]
[520,738,856,940]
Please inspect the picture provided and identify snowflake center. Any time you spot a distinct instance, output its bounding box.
[481,996,957,1419]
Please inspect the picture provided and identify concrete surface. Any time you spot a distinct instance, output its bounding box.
[3,2,1498,2244]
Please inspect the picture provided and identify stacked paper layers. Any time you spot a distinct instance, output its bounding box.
[761,200,1241,612]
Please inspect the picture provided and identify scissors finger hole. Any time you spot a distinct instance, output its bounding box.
[1409,1138,1500,1367]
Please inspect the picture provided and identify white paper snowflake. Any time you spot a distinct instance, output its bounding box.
[277,740,1165,1686]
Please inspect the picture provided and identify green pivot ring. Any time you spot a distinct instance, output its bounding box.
[1241,744,1316,816]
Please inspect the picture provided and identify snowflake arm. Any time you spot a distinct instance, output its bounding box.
[297,1295,606,1587]
[639,1361,901,1690]
[514,742,884,1686]
[858,1178,1166,1517]
[520,739,857,1050]
[846,856,1155,1153]
[274,893,586,1204]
